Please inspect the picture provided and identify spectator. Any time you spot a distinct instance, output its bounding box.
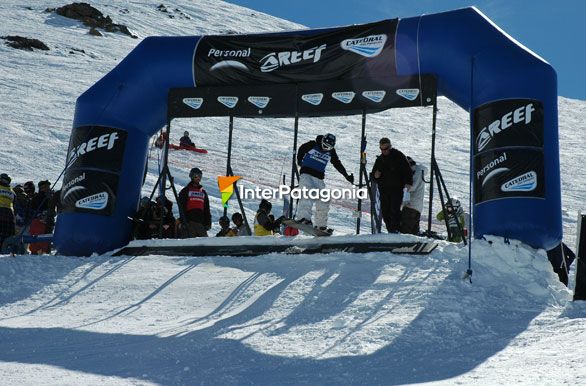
[178,167,211,237]
[216,215,237,237]
[399,156,426,235]
[231,212,250,236]
[371,137,413,233]
[0,173,15,248]
[180,131,195,147]
[254,199,283,236]
[436,198,466,243]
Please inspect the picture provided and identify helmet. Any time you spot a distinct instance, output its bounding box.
[140,196,151,208]
[448,197,461,210]
[0,173,10,185]
[259,199,272,212]
[189,167,202,179]
[38,180,51,189]
[184,131,189,137]
[321,133,336,151]
[219,215,230,225]
[232,212,243,223]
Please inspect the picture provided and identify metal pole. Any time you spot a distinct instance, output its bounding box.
[356,110,366,234]
[225,115,234,217]
[427,101,438,234]
[289,113,299,219]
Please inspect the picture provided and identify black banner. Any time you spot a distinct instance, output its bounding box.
[194,20,397,86]
[61,126,127,215]
[168,75,435,119]
[473,99,543,154]
[474,148,544,203]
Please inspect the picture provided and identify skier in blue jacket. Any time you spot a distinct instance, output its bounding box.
[295,134,354,232]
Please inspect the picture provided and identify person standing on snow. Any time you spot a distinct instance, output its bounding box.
[371,137,413,233]
[0,173,15,249]
[178,167,211,237]
[295,133,354,232]
[399,156,426,235]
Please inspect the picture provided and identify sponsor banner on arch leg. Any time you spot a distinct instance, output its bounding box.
[474,148,544,204]
[60,170,119,215]
[60,126,127,216]
[473,99,543,154]
[193,19,397,86]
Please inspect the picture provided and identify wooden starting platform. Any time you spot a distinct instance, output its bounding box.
[112,233,438,257]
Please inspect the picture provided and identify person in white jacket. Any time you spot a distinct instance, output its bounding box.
[399,157,426,235]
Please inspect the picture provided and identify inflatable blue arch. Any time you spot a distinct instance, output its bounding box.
[54,7,561,256]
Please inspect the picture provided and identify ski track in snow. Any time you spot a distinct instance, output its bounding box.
[1,1,586,385]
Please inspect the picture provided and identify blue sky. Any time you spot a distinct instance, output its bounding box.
[226,0,585,100]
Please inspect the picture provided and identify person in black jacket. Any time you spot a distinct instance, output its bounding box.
[178,167,211,237]
[295,133,354,232]
[371,137,413,233]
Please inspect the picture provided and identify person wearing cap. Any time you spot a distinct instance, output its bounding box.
[295,133,354,232]
[178,167,211,237]
[179,131,195,148]
[399,156,426,235]
[0,173,16,248]
[371,137,413,233]
[216,215,236,237]
[231,212,250,236]
[28,180,53,254]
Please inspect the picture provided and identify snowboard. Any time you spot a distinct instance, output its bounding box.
[169,144,208,154]
[282,219,332,237]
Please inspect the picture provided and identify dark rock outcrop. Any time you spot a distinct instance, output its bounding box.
[1,36,50,51]
[47,3,137,38]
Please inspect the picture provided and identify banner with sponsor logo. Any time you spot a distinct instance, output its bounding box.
[473,99,543,153]
[60,126,127,215]
[473,99,544,204]
[474,148,544,203]
[193,19,397,86]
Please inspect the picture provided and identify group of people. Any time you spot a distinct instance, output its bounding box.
[146,132,465,242]
[0,174,61,254]
[371,137,466,242]
[165,166,280,238]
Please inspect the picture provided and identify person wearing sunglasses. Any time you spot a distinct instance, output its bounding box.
[295,133,354,233]
[371,137,413,233]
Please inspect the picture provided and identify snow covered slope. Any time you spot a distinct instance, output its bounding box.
[1,1,585,384]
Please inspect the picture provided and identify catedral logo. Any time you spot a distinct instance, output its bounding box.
[259,44,327,72]
[501,171,537,192]
[75,192,108,210]
[217,176,241,208]
[67,132,119,165]
[476,103,535,152]
[332,91,356,104]
[183,98,203,110]
[341,34,387,57]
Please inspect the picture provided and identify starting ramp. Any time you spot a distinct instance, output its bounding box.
[112,233,438,257]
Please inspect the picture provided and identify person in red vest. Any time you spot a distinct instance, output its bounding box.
[178,167,211,237]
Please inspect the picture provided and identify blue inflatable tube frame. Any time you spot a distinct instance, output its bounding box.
[54,7,561,255]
